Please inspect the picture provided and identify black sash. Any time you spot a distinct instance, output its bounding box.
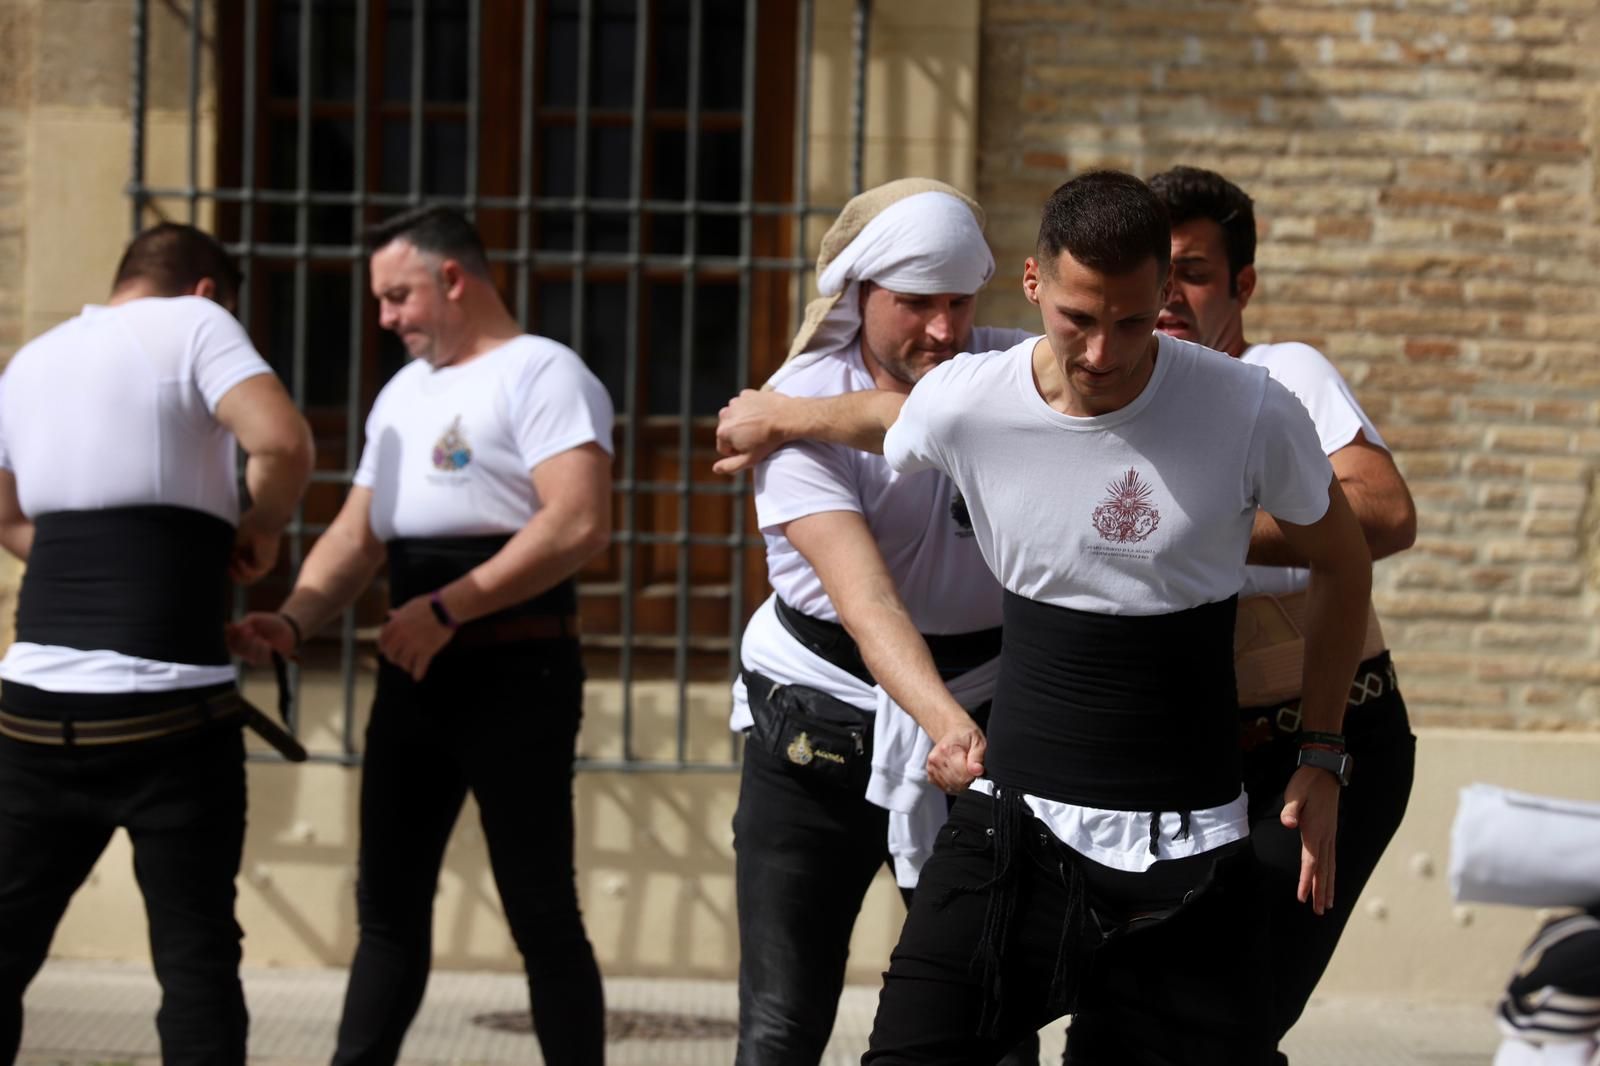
[984,591,1240,812]
[387,535,576,620]
[773,596,1002,686]
[15,505,233,667]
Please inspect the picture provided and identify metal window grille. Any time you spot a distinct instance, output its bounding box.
[127,0,872,771]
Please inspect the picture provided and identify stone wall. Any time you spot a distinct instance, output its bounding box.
[978,0,1600,728]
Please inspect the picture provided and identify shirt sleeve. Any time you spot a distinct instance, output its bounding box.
[351,400,383,490]
[753,440,863,533]
[511,345,616,471]
[1256,343,1386,455]
[0,375,11,472]
[187,299,274,412]
[882,358,957,476]
[1249,374,1335,526]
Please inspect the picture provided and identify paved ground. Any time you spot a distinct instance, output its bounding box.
[18,959,1500,1065]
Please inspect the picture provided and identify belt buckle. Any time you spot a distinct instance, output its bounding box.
[1274,703,1302,734]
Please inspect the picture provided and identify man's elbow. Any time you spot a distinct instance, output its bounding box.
[1368,505,1417,562]
[567,505,611,563]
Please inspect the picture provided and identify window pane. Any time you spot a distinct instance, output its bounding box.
[592,0,639,109]
[424,120,468,196]
[530,280,628,413]
[647,281,740,416]
[544,2,580,107]
[306,275,353,409]
[654,0,745,112]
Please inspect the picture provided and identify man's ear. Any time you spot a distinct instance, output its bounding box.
[439,258,469,301]
[1022,257,1042,306]
[190,277,218,302]
[1234,264,1257,310]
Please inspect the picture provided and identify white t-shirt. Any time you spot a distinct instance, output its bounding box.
[1239,341,1387,598]
[732,326,1026,726]
[884,333,1335,870]
[0,297,274,693]
[354,335,614,541]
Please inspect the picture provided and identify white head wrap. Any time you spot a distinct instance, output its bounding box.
[766,179,994,390]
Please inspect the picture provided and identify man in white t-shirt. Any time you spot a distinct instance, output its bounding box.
[0,224,313,1065]
[1061,165,1418,1064]
[227,206,613,1066]
[721,178,1036,1066]
[719,172,1373,1064]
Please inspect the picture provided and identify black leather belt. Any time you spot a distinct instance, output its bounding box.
[1239,651,1398,752]
[0,654,307,761]
[773,597,1002,685]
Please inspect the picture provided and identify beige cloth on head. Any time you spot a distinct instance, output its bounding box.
[766,178,993,389]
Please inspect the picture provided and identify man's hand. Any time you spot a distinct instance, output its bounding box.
[226,611,297,666]
[713,389,794,475]
[378,595,455,681]
[230,510,283,585]
[1280,764,1341,915]
[926,715,987,794]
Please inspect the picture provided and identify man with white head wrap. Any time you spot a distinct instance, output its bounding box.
[728,179,1033,1066]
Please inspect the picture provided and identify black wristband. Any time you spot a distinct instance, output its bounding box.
[278,611,305,650]
[1298,729,1346,750]
[428,590,459,630]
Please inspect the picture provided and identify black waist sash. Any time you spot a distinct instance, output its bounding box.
[774,596,1003,686]
[15,505,234,667]
[386,535,576,623]
[984,591,1240,812]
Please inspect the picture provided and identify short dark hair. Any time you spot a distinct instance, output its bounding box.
[366,205,492,279]
[1147,165,1256,295]
[111,223,243,307]
[1036,170,1170,281]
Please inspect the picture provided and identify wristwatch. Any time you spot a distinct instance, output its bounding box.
[1296,745,1353,787]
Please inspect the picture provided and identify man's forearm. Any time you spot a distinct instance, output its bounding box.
[782,391,906,455]
[1295,561,1372,734]
[436,507,608,624]
[0,521,33,562]
[844,585,975,743]
[280,526,385,636]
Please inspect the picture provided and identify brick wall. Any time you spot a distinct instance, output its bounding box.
[978,0,1600,727]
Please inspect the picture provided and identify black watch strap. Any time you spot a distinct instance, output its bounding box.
[1297,745,1353,787]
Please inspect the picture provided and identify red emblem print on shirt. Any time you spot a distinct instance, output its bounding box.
[1091,468,1161,544]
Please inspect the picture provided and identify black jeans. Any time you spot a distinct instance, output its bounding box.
[1064,667,1415,1065]
[734,734,1039,1066]
[331,640,604,1066]
[867,791,1272,1066]
[0,697,248,1066]
[1242,681,1415,1058]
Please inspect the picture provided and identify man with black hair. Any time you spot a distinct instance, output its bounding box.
[1063,164,1417,1063]
[718,171,1373,1065]
[228,205,613,1066]
[0,222,313,1065]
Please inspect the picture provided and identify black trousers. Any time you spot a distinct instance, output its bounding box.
[1064,667,1415,1064]
[331,640,604,1066]
[734,735,1039,1066]
[0,692,248,1066]
[1242,681,1415,1056]
[865,790,1272,1066]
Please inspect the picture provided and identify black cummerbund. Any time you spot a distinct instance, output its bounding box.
[774,596,1003,686]
[14,505,234,666]
[984,591,1240,812]
[387,536,576,622]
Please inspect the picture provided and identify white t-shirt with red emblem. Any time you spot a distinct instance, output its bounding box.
[883,332,1334,870]
[353,335,614,541]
